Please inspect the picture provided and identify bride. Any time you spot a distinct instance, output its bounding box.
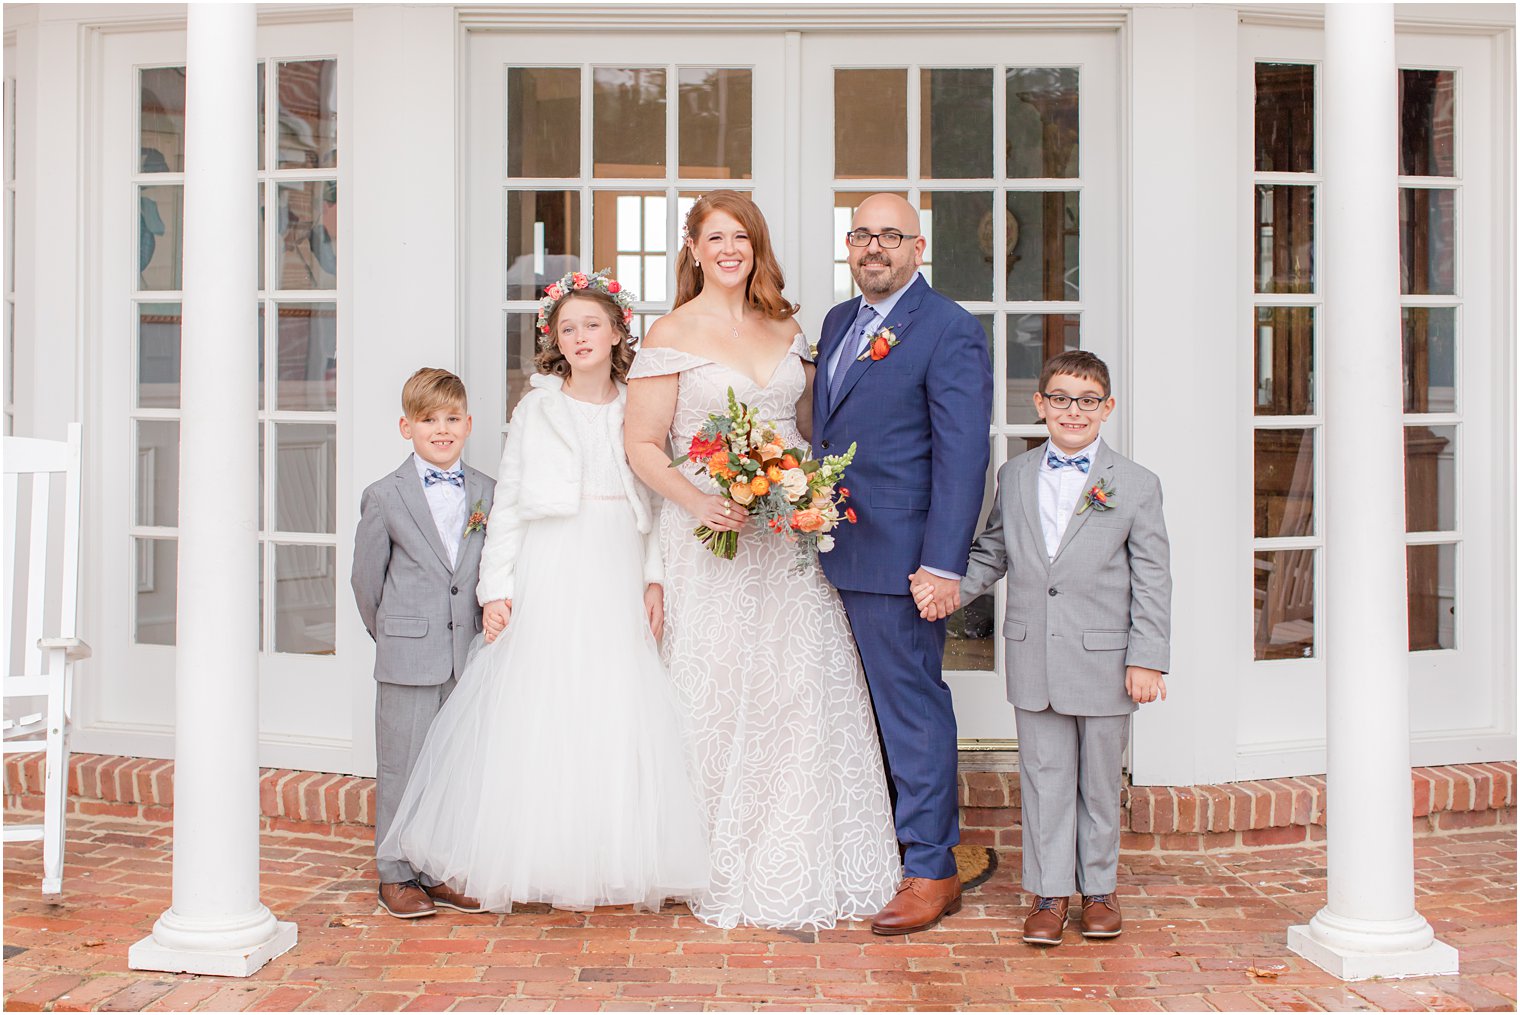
[624,191,900,929]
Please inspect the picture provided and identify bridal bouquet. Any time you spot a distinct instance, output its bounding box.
[672,387,857,569]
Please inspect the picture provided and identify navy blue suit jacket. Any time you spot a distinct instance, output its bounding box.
[813,275,993,596]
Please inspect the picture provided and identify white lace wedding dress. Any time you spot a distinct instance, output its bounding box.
[628,334,900,930]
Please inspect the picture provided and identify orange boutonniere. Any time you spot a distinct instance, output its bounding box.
[857,324,902,362]
[1076,478,1116,514]
[464,498,488,535]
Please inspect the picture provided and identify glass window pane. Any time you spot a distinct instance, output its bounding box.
[258,185,265,292]
[593,68,666,178]
[1254,428,1314,539]
[257,304,265,411]
[134,538,177,645]
[678,69,752,180]
[1254,185,1314,294]
[1402,307,1456,414]
[257,62,265,171]
[506,190,580,300]
[274,422,336,534]
[140,66,186,174]
[833,190,908,302]
[505,313,537,424]
[1254,548,1315,660]
[1399,188,1455,296]
[276,59,337,169]
[1005,67,1079,179]
[1407,543,1455,651]
[135,420,179,528]
[1399,69,1455,178]
[508,67,579,178]
[275,302,337,411]
[921,68,991,179]
[945,440,997,673]
[139,185,183,291]
[1254,306,1314,416]
[137,302,182,408]
[1008,313,1079,425]
[1404,425,1455,532]
[276,181,337,290]
[920,191,992,302]
[1254,63,1314,174]
[273,544,336,654]
[594,191,665,303]
[835,69,907,179]
[1006,191,1078,301]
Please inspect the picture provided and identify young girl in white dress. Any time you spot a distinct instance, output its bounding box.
[377,271,709,913]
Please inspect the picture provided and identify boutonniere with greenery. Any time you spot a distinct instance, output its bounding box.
[464,499,488,535]
[1077,478,1116,514]
[856,323,903,362]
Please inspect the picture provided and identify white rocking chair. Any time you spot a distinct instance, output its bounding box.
[3,423,90,896]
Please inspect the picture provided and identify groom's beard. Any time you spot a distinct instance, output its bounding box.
[852,254,916,299]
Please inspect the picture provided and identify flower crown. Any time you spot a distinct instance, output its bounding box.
[535,268,637,348]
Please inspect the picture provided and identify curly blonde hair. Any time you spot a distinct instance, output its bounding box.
[533,290,637,382]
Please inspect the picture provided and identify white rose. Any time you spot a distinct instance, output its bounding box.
[817,534,836,553]
[729,484,755,506]
[780,468,809,500]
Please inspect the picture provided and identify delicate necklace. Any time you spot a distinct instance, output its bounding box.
[727,312,745,341]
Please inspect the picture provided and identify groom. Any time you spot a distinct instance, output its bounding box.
[814,193,993,934]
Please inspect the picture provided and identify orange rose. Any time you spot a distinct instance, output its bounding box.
[750,476,770,496]
[793,508,825,533]
[780,454,800,470]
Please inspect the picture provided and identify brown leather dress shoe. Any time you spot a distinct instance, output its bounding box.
[379,879,436,919]
[1022,895,1069,945]
[425,882,488,913]
[1079,893,1122,938]
[871,876,962,935]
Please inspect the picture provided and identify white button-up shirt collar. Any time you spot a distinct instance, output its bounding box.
[1038,434,1103,561]
[412,452,468,569]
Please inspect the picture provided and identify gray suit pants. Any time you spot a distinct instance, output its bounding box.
[1014,707,1130,897]
[375,678,455,884]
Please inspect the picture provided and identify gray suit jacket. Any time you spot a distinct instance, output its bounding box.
[961,443,1171,716]
[351,457,497,686]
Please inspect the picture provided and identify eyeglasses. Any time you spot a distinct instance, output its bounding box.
[1040,393,1106,411]
[844,229,919,249]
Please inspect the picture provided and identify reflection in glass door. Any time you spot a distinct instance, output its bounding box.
[802,34,1121,742]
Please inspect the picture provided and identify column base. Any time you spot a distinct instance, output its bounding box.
[129,920,297,978]
[1288,915,1458,981]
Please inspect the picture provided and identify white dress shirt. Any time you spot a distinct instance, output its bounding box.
[1038,435,1102,561]
[412,452,468,569]
[826,270,923,385]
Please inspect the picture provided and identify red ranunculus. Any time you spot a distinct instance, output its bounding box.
[845,507,858,524]
[688,433,726,460]
[607,281,622,293]
[870,336,892,360]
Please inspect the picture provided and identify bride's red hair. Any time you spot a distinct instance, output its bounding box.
[675,191,798,321]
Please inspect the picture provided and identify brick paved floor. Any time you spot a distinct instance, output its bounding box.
[3,810,1514,1012]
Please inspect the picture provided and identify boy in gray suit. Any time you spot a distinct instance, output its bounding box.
[352,368,496,918]
[914,350,1171,946]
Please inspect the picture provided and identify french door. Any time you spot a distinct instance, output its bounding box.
[466,28,1121,747]
[800,32,1122,743]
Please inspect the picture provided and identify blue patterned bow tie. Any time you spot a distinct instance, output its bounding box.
[424,468,465,488]
[1046,450,1091,473]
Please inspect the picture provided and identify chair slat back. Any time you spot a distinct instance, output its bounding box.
[23,477,49,676]
[4,424,83,678]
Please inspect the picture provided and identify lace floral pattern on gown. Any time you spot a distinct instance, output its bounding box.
[628,334,900,929]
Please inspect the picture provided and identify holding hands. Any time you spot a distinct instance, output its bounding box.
[909,568,961,622]
[482,598,512,643]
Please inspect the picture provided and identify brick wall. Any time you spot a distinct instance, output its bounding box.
[5,753,1514,852]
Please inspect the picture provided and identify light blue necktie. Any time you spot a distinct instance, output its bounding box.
[1045,451,1091,473]
[829,303,878,406]
[424,468,465,488]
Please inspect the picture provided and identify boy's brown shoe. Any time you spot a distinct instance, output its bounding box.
[1022,895,1069,945]
[425,882,488,913]
[1079,893,1123,938]
[871,876,962,935]
[379,880,436,919]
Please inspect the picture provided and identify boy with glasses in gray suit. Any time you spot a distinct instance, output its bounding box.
[914,350,1171,946]
[352,368,496,918]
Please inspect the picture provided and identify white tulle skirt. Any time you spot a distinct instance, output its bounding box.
[377,499,710,913]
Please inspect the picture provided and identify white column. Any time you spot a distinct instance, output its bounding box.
[1286,4,1455,981]
[128,3,296,977]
